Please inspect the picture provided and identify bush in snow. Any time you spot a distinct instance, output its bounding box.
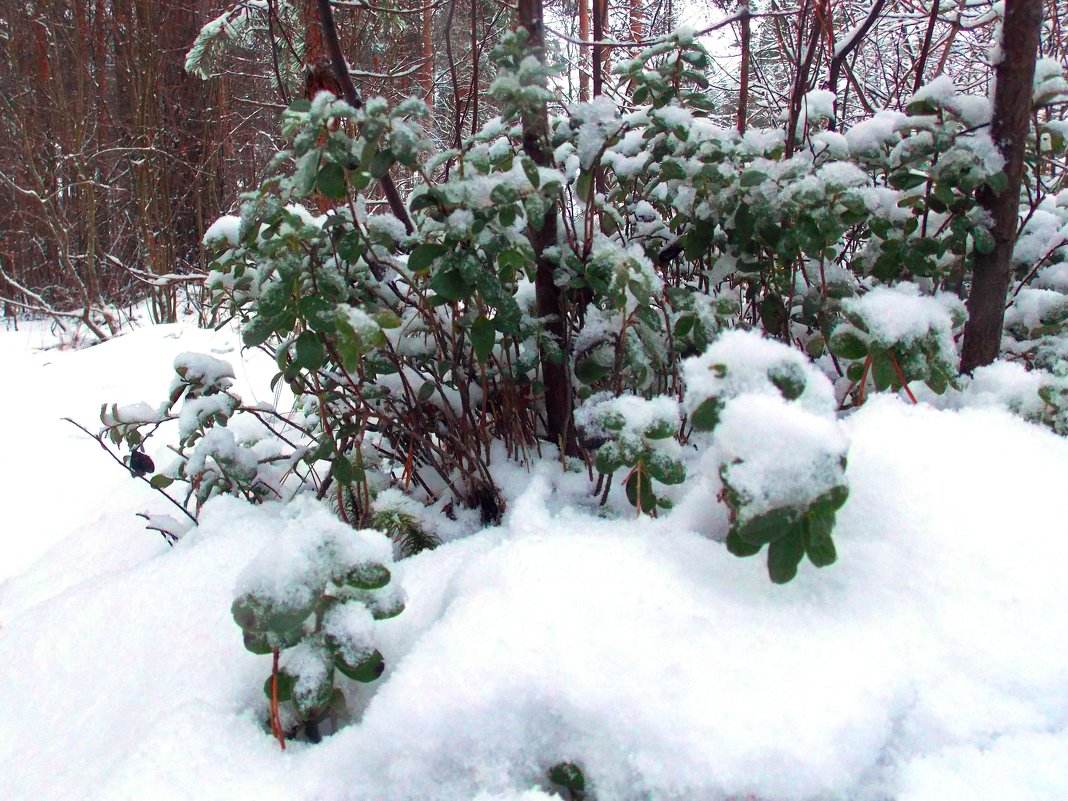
[96,32,1068,589]
[828,283,965,401]
[231,501,404,743]
[99,352,310,518]
[684,331,849,583]
[577,393,685,515]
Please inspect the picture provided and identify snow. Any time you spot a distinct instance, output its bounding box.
[845,110,906,156]
[683,328,836,415]
[802,88,836,120]
[817,160,869,188]
[1034,58,1068,104]
[174,351,236,390]
[1003,287,1068,332]
[110,401,164,424]
[323,601,376,666]
[5,323,1068,801]
[575,392,680,441]
[714,392,849,519]
[843,283,960,357]
[909,75,957,108]
[178,393,238,440]
[203,214,242,246]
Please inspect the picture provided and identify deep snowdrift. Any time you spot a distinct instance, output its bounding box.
[2,324,1067,801]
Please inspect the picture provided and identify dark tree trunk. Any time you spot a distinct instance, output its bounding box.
[516,0,577,455]
[959,0,1043,373]
[592,0,605,97]
[736,1,751,134]
[316,0,414,233]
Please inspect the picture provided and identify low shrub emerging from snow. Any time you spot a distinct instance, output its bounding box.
[231,499,403,743]
[80,26,1068,747]
[685,331,849,582]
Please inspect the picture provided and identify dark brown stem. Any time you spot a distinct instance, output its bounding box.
[960,0,1043,372]
[736,1,751,134]
[517,0,577,456]
[316,0,414,234]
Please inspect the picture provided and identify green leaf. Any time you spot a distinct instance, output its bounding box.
[334,455,356,484]
[643,418,677,440]
[673,315,695,339]
[548,762,585,794]
[768,362,807,401]
[491,182,519,205]
[986,171,1008,195]
[810,484,849,515]
[829,330,869,360]
[760,292,788,335]
[926,371,948,395]
[733,203,755,243]
[408,243,447,273]
[471,315,495,363]
[726,530,762,557]
[242,630,274,655]
[242,317,274,348]
[263,671,296,703]
[804,511,838,568]
[369,594,406,620]
[232,593,316,638]
[522,157,540,188]
[374,311,401,329]
[430,268,469,302]
[972,226,995,255]
[767,528,805,584]
[871,352,896,391]
[575,170,593,200]
[575,358,612,385]
[335,649,385,682]
[525,194,549,231]
[417,381,435,403]
[734,506,803,547]
[344,562,391,590]
[334,319,361,372]
[409,191,439,212]
[646,454,686,485]
[594,446,623,475]
[660,159,686,180]
[740,169,769,187]
[888,169,928,191]
[316,161,347,200]
[369,150,395,179]
[295,331,326,371]
[293,659,336,718]
[149,474,174,489]
[300,297,336,333]
[625,465,657,514]
[690,397,723,432]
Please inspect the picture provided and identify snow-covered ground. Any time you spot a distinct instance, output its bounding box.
[2,321,1068,801]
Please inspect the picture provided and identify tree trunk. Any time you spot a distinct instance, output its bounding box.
[422,0,434,100]
[736,1,751,134]
[592,0,605,97]
[579,0,590,101]
[959,0,1043,373]
[516,0,577,455]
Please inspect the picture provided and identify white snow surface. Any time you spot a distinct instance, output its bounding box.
[844,283,961,355]
[3,324,1068,800]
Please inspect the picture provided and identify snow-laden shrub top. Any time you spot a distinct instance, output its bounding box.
[87,24,1068,745]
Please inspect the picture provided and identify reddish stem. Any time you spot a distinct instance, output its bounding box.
[856,354,873,406]
[888,351,918,404]
[270,648,286,750]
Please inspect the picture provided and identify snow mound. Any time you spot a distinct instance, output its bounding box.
[3,326,1068,801]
